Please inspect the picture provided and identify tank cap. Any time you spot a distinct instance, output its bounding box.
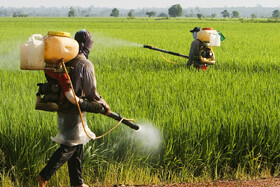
[202,28,213,30]
[48,31,71,38]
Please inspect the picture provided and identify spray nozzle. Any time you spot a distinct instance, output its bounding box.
[107,111,139,130]
[143,45,154,49]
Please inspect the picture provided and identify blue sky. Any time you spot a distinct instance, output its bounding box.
[1,0,279,8]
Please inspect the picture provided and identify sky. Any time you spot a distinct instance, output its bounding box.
[1,0,279,9]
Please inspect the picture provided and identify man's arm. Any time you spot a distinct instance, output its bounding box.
[81,61,110,114]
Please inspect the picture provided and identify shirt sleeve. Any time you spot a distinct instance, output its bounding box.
[81,61,102,101]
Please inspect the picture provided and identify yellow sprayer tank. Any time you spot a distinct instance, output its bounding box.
[20,34,45,70]
[44,31,79,64]
[197,28,220,47]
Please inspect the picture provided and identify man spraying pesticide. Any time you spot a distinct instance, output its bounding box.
[143,27,225,71]
[20,30,139,187]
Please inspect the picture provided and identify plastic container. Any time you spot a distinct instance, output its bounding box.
[44,31,79,64]
[197,28,219,44]
[209,33,221,47]
[20,34,45,70]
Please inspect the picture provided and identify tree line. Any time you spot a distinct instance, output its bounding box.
[1,4,279,19]
[108,5,279,19]
[81,4,280,19]
[220,9,280,19]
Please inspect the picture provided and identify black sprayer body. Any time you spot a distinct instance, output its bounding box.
[143,45,189,59]
[106,111,139,130]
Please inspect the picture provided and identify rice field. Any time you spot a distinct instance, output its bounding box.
[0,17,280,186]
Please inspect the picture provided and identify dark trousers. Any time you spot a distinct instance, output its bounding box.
[39,144,84,186]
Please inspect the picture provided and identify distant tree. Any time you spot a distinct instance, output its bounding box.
[197,13,203,19]
[221,10,230,18]
[110,8,119,17]
[158,12,168,17]
[211,13,217,18]
[272,10,280,19]
[68,7,76,17]
[232,11,240,18]
[12,12,18,17]
[12,11,27,17]
[20,14,28,17]
[251,13,257,18]
[168,4,183,17]
[146,11,156,18]
[128,11,134,19]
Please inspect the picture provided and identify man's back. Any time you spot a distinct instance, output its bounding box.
[187,39,203,67]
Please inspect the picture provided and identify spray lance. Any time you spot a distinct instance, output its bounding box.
[143,44,215,67]
[20,31,139,139]
[143,45,189,59]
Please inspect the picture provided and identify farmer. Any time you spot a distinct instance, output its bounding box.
[187,27,205,70]
[37,29,110,187]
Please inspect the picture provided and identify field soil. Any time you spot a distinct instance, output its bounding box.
[117,177,280,186]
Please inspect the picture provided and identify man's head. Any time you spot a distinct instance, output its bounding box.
[74,29,93,59]
[190,27,200,40]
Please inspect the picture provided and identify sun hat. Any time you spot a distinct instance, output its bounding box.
[190,27,201,33]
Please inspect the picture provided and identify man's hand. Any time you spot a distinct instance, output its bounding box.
[97,99,110,115]
[103,103,110,115]
[78,98,108,114]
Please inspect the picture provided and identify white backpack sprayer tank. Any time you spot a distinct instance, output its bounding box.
[197,28,221,65]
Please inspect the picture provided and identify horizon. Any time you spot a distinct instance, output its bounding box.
[1,0,280,9]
